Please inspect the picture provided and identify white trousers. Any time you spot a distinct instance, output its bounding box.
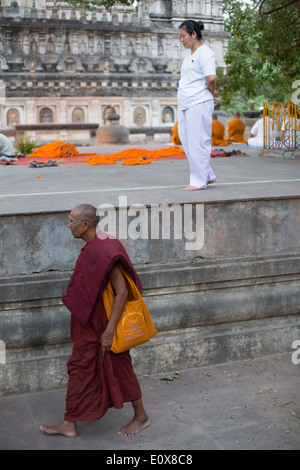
[178,100,216,188]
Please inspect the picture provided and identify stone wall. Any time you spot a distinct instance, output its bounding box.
[1,196,300,395]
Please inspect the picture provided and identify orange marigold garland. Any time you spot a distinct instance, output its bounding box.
[27,141,80,159]
[86,146,185,166]
[26,141,186,166]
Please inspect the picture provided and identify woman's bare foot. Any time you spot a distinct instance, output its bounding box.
[118,413,150,437]
[40,420,77,438]
[182,185,206,191]
[207,178,216,185]
[183,178,216,191]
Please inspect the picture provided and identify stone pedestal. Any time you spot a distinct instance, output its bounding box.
[262,149,300,160]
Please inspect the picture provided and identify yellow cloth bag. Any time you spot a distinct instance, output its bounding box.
[102,267,157,354]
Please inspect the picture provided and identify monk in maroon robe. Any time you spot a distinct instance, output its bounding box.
[40,204,150,438]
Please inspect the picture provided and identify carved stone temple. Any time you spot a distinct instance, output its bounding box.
[0,0,229,140]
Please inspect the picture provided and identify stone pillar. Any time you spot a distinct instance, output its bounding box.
[58,100,68,140]
[88,32,95,55]
[104,34,110,55]
[90,99,100,123]
[39,32,46,55]
[122,99,131,127]
[25,100,37,139]
[151,99,160,126]
[26,100,36,124]
[5,30,13,54]
[120,33,127,57]
[72,32,79,55]
[58,100,67,123]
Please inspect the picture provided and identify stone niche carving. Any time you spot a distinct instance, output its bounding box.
[104,60,110,73]
[72,107,85,122]
[23,58,43,72]
[7,108,20,127]
[129,58,154,74]
[65,58,76,72]
[0,55,9,71]
[56,56,84,72]
[30,60,36,72]
[39,107,53,123]
[99,59,115,73]
[166,59,180,74]
[162,106,174,123]
[133,106,147,126]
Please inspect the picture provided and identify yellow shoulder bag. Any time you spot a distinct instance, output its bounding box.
[102,267,157,354]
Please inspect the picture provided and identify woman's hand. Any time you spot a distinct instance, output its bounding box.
[212,89,218,104]
[205,75,217,103]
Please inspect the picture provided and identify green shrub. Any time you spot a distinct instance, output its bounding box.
[14,134,37,155]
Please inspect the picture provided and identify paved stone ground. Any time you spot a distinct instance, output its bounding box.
[0,143,300,216]
[0,353,300,450]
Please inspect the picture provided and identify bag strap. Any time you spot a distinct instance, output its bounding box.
[120,266,140,302]
[103,265,140,320]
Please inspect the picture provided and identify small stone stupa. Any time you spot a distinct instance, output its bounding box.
[96,112,129,145]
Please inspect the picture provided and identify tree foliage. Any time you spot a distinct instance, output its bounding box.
[219,0,300,108]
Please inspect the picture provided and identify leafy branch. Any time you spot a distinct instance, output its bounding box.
[219,0,300,108]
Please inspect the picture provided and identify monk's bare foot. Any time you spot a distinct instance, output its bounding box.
[118,414,150,437]
[207,178,216,185]
[40,420,77,438]
[182,185,206,191]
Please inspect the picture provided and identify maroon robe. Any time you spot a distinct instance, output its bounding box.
[62,234,142,422]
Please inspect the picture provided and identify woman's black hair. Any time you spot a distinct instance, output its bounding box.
[179,20,204,40]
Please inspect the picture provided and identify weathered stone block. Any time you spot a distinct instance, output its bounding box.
[0,196,299,395]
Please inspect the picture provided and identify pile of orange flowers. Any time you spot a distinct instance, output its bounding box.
[27,141,80,159]
[26,141,186,166]
[86,146,185,166]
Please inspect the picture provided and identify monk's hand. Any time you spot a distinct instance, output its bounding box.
[100,330,114,356]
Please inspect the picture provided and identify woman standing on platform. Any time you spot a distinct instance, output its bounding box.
[178,20,217,191]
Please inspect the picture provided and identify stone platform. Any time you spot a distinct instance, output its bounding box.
[0,143,300,395]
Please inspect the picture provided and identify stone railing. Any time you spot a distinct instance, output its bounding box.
[15,123,99,145]
[0,128,16,138]
[129,126,172,141]
[2,124,173,146]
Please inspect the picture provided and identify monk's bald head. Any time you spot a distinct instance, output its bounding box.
[71,204,99,227]
[233,111,240,118]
